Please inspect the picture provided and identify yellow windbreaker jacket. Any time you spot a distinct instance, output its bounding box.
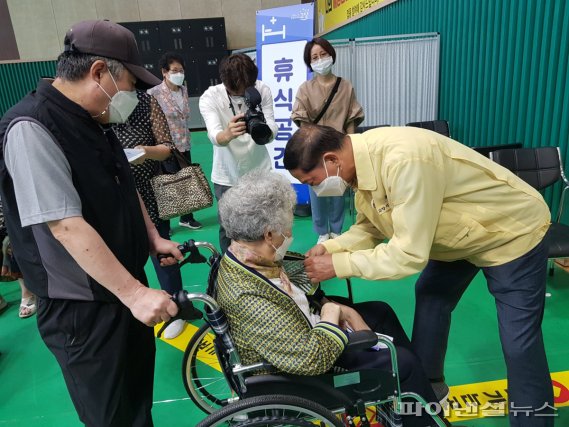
[323,127,551,280]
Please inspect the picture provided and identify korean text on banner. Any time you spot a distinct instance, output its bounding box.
[256,3,314,188]
[316,0,398,34]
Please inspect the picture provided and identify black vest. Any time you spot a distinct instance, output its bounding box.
[0,79,149,301]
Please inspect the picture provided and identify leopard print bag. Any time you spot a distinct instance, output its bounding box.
[151,149,213,220]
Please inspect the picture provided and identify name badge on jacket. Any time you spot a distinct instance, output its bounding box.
[371,198,391,215]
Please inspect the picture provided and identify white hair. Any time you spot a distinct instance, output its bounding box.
[219,169,297,242]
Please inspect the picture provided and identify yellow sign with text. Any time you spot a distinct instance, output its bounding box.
[316,0,398,34]
[445,371,569,422]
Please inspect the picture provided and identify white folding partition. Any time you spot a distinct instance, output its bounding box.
[230,33,439,129]
[331,33,440,127]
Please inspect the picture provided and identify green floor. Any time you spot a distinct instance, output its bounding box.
[0,132,568,426]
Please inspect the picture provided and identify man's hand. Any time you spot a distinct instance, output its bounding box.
[305,244,328,258]
[304,253,336,283]
[149,237,183,266]
[219,113,246,145]
[126,286,179,327]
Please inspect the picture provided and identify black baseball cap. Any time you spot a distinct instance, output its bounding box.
[64,19,161,89]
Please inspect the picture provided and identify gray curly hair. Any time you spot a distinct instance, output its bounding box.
[219,169,296,242]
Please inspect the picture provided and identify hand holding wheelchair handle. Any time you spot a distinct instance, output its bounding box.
[156,290,203,338]
[156,244,187,262]
[157,239,208,265]
[154,240,220,336]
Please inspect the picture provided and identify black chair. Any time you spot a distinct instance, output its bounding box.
[472,142,523,158]
[406,120,450,137]
[355,124,390,133]
[490,147,569,275]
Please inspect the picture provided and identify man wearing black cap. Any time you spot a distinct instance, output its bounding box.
[0,20,180,426]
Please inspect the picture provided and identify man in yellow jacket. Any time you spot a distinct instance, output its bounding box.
[284,124,553,426]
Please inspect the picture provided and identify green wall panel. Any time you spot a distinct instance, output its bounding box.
[0,61,57,117]
[328,0,569,216]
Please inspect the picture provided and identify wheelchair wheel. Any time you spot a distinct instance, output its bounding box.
[182,323,236,413]
[195,394,344,427]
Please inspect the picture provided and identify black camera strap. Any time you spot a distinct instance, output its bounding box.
[227,92,245,116]
[313,77,342,125]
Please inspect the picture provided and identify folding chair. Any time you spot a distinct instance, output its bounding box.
[490,147,569,275]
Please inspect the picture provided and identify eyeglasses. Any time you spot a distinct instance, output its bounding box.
[311,52,330,61]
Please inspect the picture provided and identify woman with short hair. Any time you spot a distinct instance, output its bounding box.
[215,169,443,426]
[148,52,202,230]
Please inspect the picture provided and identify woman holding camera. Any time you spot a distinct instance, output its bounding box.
[199,53,278,252]
[291,38,364,245]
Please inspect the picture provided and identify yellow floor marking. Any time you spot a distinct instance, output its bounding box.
[156,324,568,422]
[155,322,221,371]
[446,370,569,422]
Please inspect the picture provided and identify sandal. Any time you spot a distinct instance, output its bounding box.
[19,295,37,318]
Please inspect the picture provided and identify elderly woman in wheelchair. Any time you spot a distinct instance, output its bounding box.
[187,169,452,426]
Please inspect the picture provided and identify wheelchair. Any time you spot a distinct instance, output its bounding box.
[163,241,447,426]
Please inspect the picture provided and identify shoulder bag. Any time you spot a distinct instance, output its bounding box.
[312,77,342,125]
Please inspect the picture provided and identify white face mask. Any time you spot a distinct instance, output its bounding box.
[96,70,139,124]
[311,56,334,75]
[312,158,349,197]
[168,72,185,86]
[272,233,294,262]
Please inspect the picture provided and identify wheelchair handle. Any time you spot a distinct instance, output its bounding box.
[155,290,221,338]
[175,290,220,312]
[157,240,219,264]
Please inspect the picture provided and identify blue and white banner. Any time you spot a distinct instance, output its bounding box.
[256,3,314,196]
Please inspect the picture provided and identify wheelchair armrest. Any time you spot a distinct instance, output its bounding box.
[345,330,378,352]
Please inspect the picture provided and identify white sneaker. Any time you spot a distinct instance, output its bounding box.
[329,232,340,239]
[163,319,186,339]
[317,234,330,244]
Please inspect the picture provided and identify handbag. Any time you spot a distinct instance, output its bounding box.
[151,148,213,220]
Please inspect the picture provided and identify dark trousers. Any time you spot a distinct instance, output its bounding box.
[412,233,553,426]
[150,219,183,294]
[37,298,155,427]
[335,301,440,426]
[180,150,196,223]
[214,183,232,253]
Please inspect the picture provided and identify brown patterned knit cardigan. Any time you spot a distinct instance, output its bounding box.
[216,251,348,376]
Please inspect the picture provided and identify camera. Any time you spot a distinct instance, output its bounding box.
[243,87,272,145]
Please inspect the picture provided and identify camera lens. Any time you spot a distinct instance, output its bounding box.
[249,119,272,145]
